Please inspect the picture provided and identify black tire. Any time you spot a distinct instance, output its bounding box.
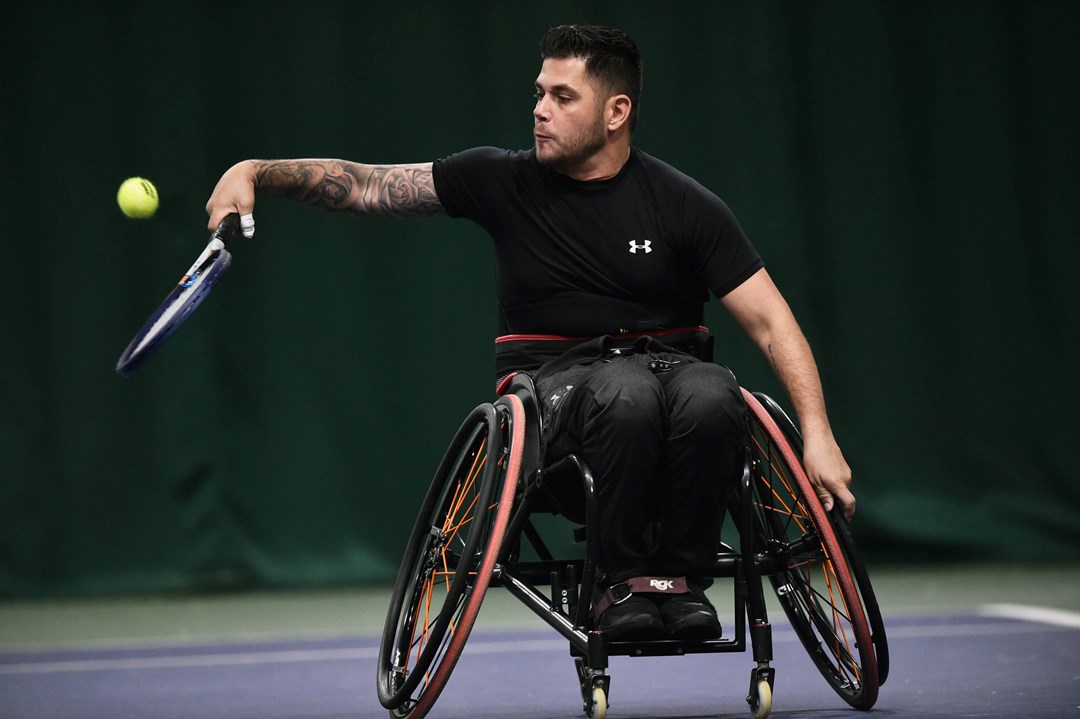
[752,391,890,685]
[377,395,525,718]
[742,389,880,710]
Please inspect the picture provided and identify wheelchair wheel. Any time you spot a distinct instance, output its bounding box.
[752,391,890,686]
[741,389,880,710]
[377,394,524,718]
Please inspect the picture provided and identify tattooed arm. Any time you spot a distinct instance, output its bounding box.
[206,158,445,232]
[720,267,856,520]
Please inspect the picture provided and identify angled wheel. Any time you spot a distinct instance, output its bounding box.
[588,686,607,719]
[753,391,890,685]
[750,678,772,719]
[742,389,880,710]
[377,394,524,718]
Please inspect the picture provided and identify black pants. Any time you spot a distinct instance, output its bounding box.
[537,350,747,585]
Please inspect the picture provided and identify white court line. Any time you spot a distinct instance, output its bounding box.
[0,647,374,675]
[881,621,1065,639]
[0,639,564,676]
[978,603,1080,629]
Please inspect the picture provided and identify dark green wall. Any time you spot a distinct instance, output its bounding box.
[3,1,1077,598]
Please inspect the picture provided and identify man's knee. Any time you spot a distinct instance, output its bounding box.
[585,360,665,430]
[668,363,745,432]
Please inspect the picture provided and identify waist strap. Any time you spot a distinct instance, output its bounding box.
[494,326,714,382]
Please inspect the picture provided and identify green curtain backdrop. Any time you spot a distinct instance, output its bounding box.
[2,0,1077,598]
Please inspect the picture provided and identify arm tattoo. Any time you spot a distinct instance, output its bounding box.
[361,166,443,218]
[252,160,444,218]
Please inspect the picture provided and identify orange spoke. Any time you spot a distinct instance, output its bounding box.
[440,537,453,592]
[441,482,467,543]
[443,458,487,548]
[444,487,483,544]
[403,571,436,680]
[820,559,861,683]
[787,558,816,571]
[750,436,811,535]
[419,582,436,688]
[442,437,487,535]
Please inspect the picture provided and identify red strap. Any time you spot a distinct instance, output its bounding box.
[594,576,689,618]
[496,326,710,344]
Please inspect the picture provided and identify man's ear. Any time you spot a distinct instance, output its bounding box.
[607,94,632,132]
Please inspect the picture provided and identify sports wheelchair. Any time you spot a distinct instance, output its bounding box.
[376,330,889,719]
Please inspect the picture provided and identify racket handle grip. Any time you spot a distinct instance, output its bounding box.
[211,213,241,245]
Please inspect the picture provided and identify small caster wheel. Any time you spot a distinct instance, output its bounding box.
[749,678,772,719]
[587,686,607,719]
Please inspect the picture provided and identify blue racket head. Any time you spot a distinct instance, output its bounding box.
[116,214,239,376]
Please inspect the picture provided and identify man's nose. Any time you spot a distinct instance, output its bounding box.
[534,96,550,122]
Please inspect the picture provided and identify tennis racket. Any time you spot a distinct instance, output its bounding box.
[116,213,240,376]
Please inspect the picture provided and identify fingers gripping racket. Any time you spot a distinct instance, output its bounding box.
[116,213,240,376]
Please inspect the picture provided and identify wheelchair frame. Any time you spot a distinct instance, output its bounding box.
[376,372,888,719]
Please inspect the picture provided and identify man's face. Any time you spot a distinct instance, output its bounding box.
[533,57,608,172]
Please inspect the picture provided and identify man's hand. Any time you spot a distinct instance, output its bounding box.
[206,160,258,238]
[801,434,855,521]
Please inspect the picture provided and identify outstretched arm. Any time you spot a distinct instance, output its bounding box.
[721,268,856,520]
[206,159,445,232]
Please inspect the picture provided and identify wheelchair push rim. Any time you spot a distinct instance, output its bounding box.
[752,391,890,685]
[377,395,524,716]
[742,389,880,710]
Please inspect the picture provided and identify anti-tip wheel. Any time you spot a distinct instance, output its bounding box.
[750,678,772,719]
[588,686,607,719]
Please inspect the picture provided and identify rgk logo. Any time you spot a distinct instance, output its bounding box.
[629,240,652,254]
[649,579,675,591]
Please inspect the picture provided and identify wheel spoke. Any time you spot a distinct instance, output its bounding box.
[743,389,878,709]
[377,396,525,716]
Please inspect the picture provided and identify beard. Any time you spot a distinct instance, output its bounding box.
[536,112,608,173]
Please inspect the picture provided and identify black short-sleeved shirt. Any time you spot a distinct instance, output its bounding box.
[432,146,763,337]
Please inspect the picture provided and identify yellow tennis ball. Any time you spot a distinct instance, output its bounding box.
[117,177,159,219]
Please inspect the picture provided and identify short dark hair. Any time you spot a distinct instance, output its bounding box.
[540,25,643,132]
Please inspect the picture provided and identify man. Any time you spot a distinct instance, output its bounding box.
[206,24,854,642]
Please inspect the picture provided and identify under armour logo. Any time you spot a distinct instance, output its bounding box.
[629,240,652,254]
[649,579,675,591]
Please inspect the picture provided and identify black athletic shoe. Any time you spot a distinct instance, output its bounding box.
[598,595,667,641]
[658,586,723,640]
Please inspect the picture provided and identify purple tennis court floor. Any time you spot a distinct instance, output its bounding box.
[2,610,1077,719]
